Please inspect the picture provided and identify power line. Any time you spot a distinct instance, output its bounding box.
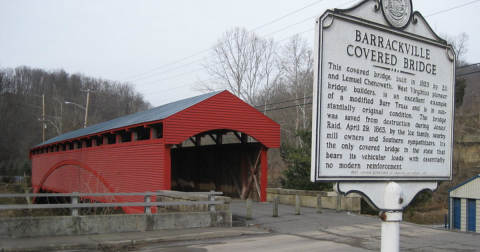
[129,1,364,85]
[455,62,480,77]
[140,56,479,98]
[143,77,220,96]
[135,1,478,88]
[126,59,205,83]
[140,1,480,98]
[424,0,480,17]
[122,50,209,83]
[250,0,325,32]
[144,67,480,108]
[157,0,467,85]
[254,96,312,108]
[122,0,331,82]
[125,0,359,84]
[457,63,480,69]
[135,68,203,87]
[257,64,480,111]
[140,28,314,88]
[456,70,480,77]
[131,22,314,85]
[130,11,319,85]
[259,102,313,113]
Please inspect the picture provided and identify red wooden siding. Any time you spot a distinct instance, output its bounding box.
[164,91,280,148]
[31,139,165,213]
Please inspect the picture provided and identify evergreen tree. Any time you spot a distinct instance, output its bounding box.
[19,160,31,176]
[280,129,332,191]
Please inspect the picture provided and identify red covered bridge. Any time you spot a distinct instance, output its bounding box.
[30,91,280,213]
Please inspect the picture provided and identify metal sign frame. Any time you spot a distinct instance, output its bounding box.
[311,2,456,251]
[311,0,455,182]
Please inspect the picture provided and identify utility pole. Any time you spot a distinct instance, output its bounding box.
[52,97,63,135]
[80,89,97,128]
[42,94,46,142]
[32,94,47,142]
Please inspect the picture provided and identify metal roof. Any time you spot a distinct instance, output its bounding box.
[34,91,223,147]
[448,174,480,193]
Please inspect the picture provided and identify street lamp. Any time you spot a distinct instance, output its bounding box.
[65,101,88,128]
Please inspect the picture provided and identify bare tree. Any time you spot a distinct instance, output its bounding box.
[443,32,469,67]
[266,35,314,147]
[195,27,278,106]
[281,35,313,131]
[443,32,476,115]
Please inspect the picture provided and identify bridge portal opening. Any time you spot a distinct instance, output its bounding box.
[170,130,263,201]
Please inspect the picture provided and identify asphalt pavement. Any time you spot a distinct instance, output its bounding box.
[229,200,480,252]
[1,200,479,251]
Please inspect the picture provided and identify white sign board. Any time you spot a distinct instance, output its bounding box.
[311,1,455,182]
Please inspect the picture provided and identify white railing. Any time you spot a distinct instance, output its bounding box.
[0,190,224,216]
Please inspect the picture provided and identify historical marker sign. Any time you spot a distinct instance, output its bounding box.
[311,0,455,182]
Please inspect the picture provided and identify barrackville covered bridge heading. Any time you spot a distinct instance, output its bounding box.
[29,91,280,213]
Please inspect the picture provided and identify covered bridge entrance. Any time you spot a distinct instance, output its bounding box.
[30,91,280,213]
[171,129,268,201]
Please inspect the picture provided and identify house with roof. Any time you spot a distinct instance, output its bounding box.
[29,90,280,213]
[449,174,480,232]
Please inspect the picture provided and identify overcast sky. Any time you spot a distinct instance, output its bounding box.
[1,0,479,107]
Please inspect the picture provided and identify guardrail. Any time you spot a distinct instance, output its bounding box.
[0,190,224,216]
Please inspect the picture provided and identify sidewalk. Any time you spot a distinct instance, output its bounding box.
[0,226,269,252]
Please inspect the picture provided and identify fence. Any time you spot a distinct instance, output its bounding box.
[0,190,225,215]
[0,190,231,238]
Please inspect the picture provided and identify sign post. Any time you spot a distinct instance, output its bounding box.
[311,1,455,251]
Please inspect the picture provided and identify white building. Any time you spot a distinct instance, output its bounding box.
[449,175,480,232]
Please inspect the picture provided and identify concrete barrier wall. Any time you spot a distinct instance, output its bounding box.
[266,188,361,213]
[157,194,231,212]
[0,211,232,238]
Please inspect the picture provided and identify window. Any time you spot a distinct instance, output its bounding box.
[86,139,93,147]
[150,123,163,139]
[96,137,103,146]
[121,132,132,142]
[135,127,151,141]
[104,133,116,144]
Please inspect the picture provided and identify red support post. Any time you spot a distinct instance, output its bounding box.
[260,147,268,202]
[164,145,172,190]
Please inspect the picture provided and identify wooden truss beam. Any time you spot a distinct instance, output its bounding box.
[241,149,261,199]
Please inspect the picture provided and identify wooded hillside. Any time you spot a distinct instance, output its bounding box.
[0,66,151,177]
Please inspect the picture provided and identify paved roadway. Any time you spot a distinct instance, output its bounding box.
[134,200,480,252]
[3,200,479,251]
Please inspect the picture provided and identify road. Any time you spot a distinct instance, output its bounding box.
[130,200,480,252]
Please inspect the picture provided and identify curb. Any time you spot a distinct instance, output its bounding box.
[1,227,269,252]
